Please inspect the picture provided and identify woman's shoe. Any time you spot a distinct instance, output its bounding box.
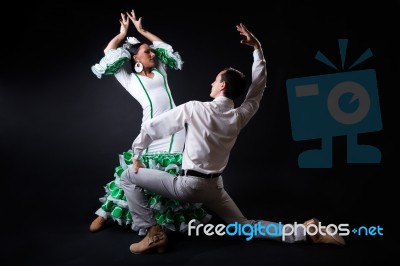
[89,216,107,232]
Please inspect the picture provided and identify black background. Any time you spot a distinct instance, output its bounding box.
[1,1,398,265]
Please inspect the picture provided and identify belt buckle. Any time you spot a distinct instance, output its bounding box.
[211,173,219,178]
[179,169,186,176]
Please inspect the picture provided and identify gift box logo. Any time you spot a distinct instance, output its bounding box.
[286,39,382,168]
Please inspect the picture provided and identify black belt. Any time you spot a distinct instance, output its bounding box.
[179,169,222,179]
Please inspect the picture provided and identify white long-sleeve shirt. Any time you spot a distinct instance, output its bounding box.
[132,49,267,174]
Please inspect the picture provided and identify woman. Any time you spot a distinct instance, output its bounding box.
[90,10,210,236]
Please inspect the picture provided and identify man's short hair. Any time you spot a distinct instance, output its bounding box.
[221,67,246,100]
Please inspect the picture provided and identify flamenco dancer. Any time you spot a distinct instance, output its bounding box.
[90,9,211,235]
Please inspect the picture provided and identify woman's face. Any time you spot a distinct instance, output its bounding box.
[134,44,156,69]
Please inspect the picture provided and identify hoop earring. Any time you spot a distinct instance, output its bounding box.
[134,62,143,73]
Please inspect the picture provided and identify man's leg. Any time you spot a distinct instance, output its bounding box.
[121,167,192,254]
[204,187,306,243]
[121,167,187,229]
[205,187,346,244]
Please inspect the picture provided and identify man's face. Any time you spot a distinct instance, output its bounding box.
[210,71,225,98]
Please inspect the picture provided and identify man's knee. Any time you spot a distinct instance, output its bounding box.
[121,167,133,187]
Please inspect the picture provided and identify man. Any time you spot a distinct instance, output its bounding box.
[121,23,346,254]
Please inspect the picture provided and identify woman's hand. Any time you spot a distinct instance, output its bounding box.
[126,9,161,42]
[119,12,129,36]
[127,9,144,33]
[103,13,129,54]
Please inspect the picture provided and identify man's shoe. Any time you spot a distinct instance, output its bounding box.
[130,224,168,254]
[89,216,107,232]
[304,218,346,246]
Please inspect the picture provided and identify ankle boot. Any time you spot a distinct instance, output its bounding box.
[130,224,168,254]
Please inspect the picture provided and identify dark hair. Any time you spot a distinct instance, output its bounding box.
[220,67,246,100]
[127,43,144,71]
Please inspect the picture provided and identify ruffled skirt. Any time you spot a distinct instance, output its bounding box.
[95,150,211,235]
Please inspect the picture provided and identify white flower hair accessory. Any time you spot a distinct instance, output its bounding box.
[127,37,140,45]
[123,36,141,50]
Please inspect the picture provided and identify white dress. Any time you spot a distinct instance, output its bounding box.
[91,41,211,235]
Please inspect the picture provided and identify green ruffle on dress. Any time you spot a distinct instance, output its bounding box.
[153,47,183,70]
[96,150,212,236]
[91,48,131,79]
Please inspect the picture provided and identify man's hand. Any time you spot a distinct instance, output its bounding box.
[133,159,146,173]
[236,23,261,50]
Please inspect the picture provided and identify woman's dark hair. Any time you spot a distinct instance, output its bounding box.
[220,67,246,100]
[127,43,144,71]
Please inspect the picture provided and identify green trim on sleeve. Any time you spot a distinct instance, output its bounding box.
[104,57,130,75]
[154,48,181,70]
